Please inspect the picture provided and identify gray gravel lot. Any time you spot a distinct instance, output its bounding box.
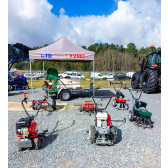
[8,88,161,168]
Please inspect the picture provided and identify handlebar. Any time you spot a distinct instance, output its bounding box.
[124,86,142,100]
[22,93,40,118]
[21,98,30,117]
[110,81,123,92]
[91,93,113,112]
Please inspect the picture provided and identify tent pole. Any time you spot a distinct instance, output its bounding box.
[89,62,91,88]
[43,61,44,81]
[93,59,95,96]
[30,59,33,100]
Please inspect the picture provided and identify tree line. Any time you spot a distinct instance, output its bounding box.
[13,42,160,72]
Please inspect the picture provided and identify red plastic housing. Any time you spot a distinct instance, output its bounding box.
[82,101,95,111]
[107,114,111,126]
[84,101,93,105]
[29,122,38,135]
[118,98,126,103]
[48,85,52,89]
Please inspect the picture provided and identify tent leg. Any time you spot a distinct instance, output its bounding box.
[43,61,44,81]
[93,60,95,96]
[89,62,91,88]
[30,60,33,100]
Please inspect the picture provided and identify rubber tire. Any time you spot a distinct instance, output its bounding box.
[110,126,116,144]
[90,125,95,144]
[17,138,23,151]
[24,85,29,90]
[142,69,158,93]
[79,105,82,112]
[34,138,41,150]
[112,99,117,107]
[32,100,35,110]
[157,74,161,91]
[128,110,134,122]
[60,90,71,101]
[8,84,12,91]
[131,72,140,89]
[52,99,56,110]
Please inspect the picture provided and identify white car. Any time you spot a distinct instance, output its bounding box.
[90,72,107,79]
[59,71,85,80]
[24,73,39,79]
[34,71,45,78]
[103,73,114,79]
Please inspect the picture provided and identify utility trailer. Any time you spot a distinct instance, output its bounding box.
[43,68,96,101]
[57,78,96,101]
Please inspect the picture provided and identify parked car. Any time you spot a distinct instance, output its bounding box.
[59,71,85,80]
[24,73,39,79]
[113,74,131,81]
[34,71,45,78]
[103,73,114,79]
[90,72,107,79]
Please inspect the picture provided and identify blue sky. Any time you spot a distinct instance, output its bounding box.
[8,0,161,48]
[47,0,126,16]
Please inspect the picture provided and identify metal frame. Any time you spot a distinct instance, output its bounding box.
[30,58,95,100]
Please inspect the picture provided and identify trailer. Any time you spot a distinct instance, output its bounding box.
[57,78,96,101]
[42,68,96,101]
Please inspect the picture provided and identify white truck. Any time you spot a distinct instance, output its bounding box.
[126,72,135,78]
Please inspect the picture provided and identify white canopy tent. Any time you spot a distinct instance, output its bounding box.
[29,36,95,97]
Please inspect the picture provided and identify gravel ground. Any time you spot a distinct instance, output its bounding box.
[8,88,161,168]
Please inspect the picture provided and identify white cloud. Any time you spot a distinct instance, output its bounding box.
[59,8,65,15]
[8,0,161,49]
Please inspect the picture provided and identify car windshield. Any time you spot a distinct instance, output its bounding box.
[77,73,81,76]
[71,73,76,76]
[98,74,102,77]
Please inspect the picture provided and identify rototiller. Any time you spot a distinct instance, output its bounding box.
[16,93,48,151]
[110,82,129,110]
[79,101,97,113]
[124,86,153,129]
[32,95,56,111]
[88,93,117,145]
[42,68,58,96]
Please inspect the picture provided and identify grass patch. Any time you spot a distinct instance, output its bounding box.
[27,78,131,89]
[27,79,46,88]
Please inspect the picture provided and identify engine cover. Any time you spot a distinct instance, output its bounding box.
[96,112,108,128]
[16,117,31,135]
[16,117,30,129]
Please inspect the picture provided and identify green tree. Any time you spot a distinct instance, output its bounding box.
[81,46,87,49]
[126,43,138,57]
[118,45,125,52]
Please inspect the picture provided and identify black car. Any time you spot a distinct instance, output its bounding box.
[113,74,131,81]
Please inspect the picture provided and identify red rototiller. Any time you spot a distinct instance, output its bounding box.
[110,82,129,110]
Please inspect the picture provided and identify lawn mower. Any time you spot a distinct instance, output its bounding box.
[32,95,56,111]
[110,82,129,110]
[16,93,48,151]
[124,86,153,129]
[42,68,58,96]
[88,93,117,145]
